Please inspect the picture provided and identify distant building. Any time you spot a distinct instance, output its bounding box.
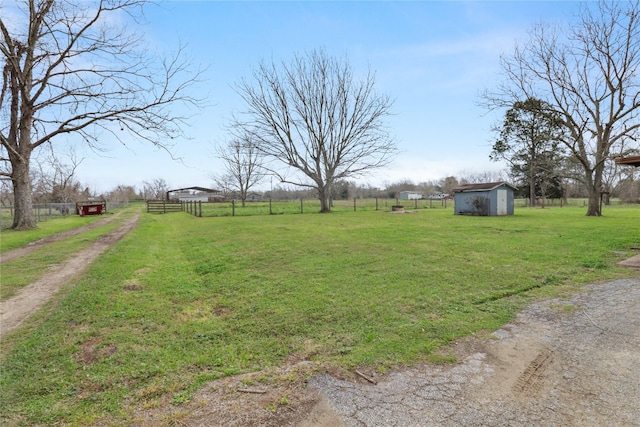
[427,193,449,200]
[453,182,517,216]
[166,186,222,202]
[399,191,423,200]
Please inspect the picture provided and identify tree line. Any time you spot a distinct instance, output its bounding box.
[2,0,639,229]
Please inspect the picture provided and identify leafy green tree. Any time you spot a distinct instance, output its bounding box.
[490,98,566,206]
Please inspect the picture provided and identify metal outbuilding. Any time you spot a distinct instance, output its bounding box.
[166,186,222,202]
[399,191,423,200]
[453,182,517,216]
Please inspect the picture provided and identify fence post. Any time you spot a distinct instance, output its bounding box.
[414,199,418,209]
[375,197,379,211]
[269,197,272,215]
[232,199,235,217]
[300,199,303,214]
[354,197,357,212]
[198,201,202,217]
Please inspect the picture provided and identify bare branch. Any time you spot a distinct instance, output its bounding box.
[0,0,206,229]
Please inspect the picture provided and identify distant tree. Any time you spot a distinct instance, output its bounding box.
[331,180,350,200]
[490,98,566,206]
[1,0,204,229]
[384,179,416,199]
[456,170,507,185]
[212,136,264,207]
[617,169,640,203]
[142,178,170,200]
[232,49,396,213]
[439,176,459,195]
[104,185,139,203]
[483,0,640,216]
[31,146,85,203]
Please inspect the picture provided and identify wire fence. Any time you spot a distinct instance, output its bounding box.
[179,197,638,218]
[180,197,453,218]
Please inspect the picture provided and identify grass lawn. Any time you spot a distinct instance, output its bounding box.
[1,205,639,425]
[0,213,110,253]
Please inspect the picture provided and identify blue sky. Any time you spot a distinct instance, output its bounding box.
[69,1,582,193]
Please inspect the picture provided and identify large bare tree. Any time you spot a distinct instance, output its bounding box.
[483,0,640,216]
[1,0,203,229]
[212,136,264,207]
[233,49,396,213]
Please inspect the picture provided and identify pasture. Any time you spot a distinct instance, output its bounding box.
[1,204,639,425]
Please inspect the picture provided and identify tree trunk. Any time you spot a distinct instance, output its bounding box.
[318,187,331,213]
[11,157,37,229]
[529,172,537,207]
[585,165,603,216]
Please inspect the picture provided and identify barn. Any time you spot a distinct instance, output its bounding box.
[166,186,222,202]
[453,182,517,216]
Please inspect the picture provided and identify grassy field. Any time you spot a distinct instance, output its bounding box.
[0,211,137,301]
[1,205,639,425]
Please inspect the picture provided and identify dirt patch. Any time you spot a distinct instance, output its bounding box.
[0,213,140,338]
[77,338,118,365]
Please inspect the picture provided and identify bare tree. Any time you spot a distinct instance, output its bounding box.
[212,136,264,207]
[1,0,204,229]
[32,145,85,203]
[232,49,396,213]
[142,178,169,200]
[482,0,640,216]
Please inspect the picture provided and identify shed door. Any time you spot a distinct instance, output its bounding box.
[497,189,507,215]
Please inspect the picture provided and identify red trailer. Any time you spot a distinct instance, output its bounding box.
[76,201,106,216]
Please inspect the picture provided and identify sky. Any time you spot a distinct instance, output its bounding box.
[58,1,582,194]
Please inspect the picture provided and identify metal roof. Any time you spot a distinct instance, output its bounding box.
[452,181,518,193]
[615,156,640,167]
[167,186,220,194]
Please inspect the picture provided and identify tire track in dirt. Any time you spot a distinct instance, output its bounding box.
[513,348,553,395]
[0,212,140,339]
[0,211,123,265]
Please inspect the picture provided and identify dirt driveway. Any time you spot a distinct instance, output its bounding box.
[1,216,639,426]
[0,212,140,338]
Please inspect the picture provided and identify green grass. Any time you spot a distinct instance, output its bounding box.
[0,214,107,253]
[0,220,126,301]
[1,205,639,425]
